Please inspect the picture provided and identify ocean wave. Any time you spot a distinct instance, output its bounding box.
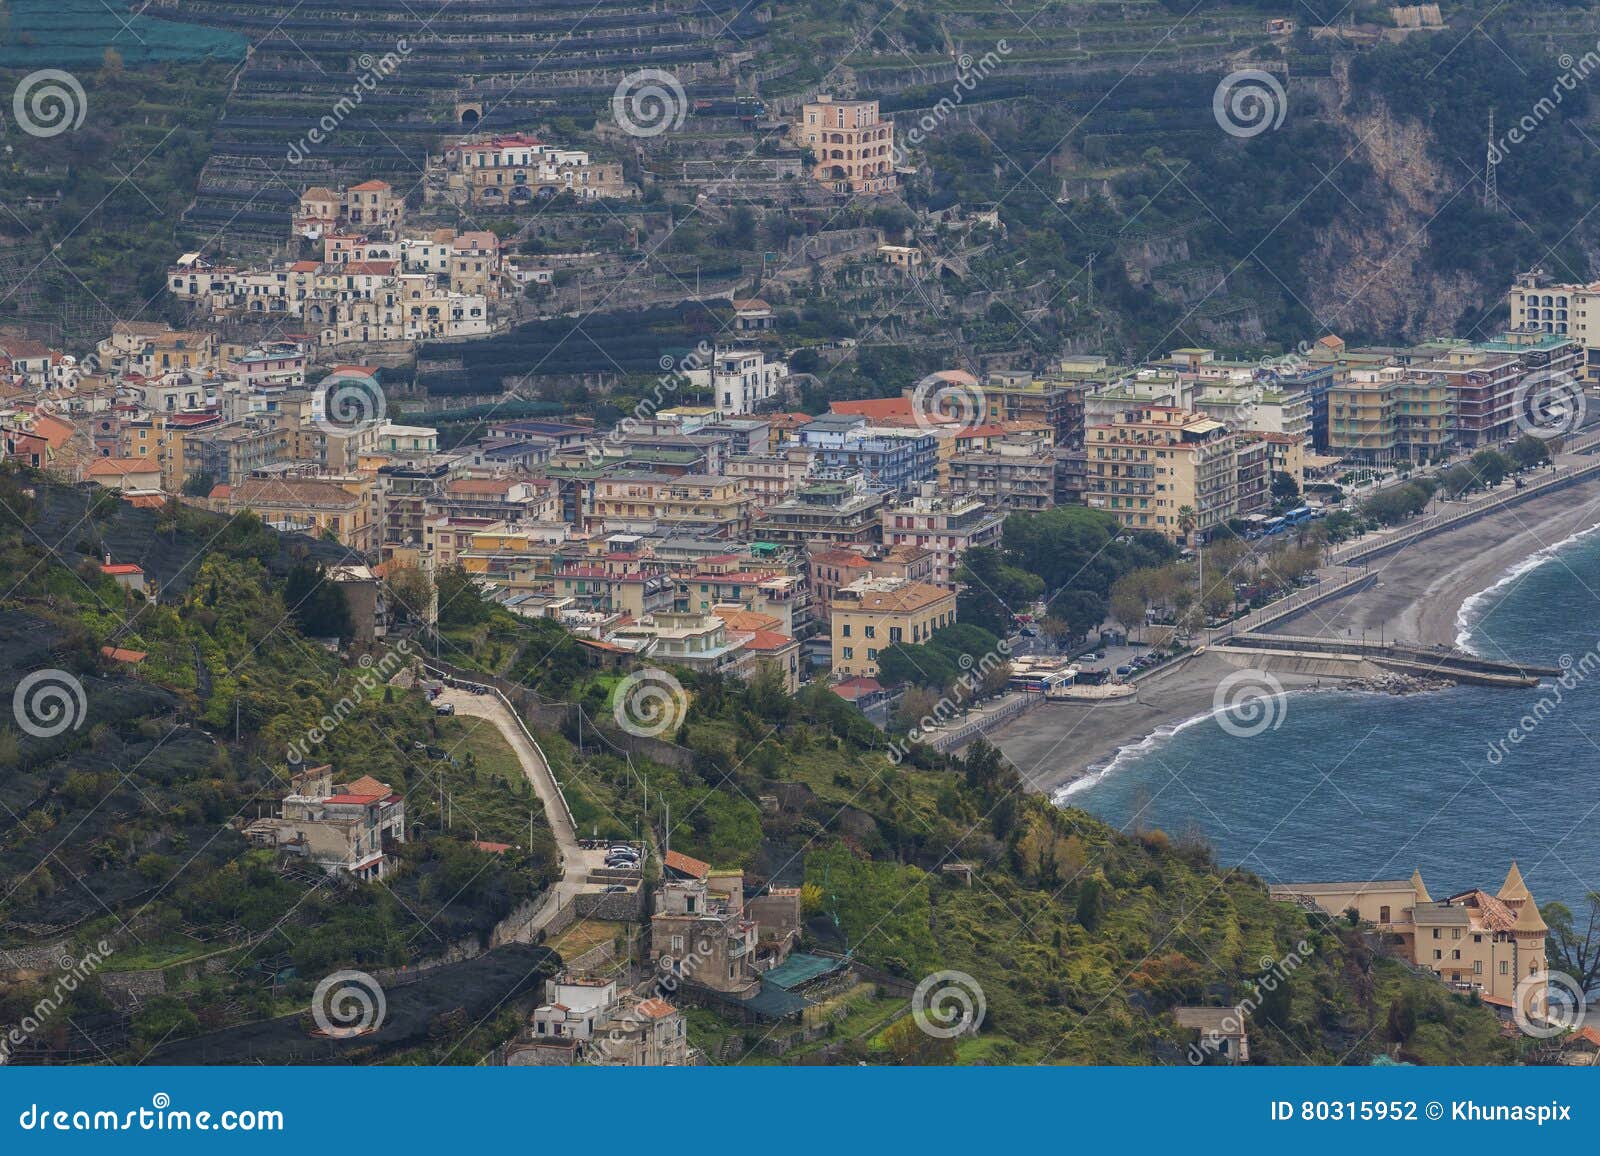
[1455,519,1600,653]
[1053,702,1241,805]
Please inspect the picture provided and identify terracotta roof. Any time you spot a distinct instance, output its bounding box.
[124,493,168,509]
[87,456,158,477]
[831,398,916,421]
[342,775,391,796]
[339,261,396,276]
[323,792,384,806]
[29,413,75,448]
[98,563,144,576]
[834,580,952,614]
[663,849,709,879]
[745,629,795,653]
[100,646,147,663]
[1498,861,1532,902]
[831,676,883,701]
[348,180,392,192]
[636,997,675,1019]
[731,298,771,311]
[711,607,783,633]
[231,477,359,509]
[446,478,516,496]
[474,841,513,854]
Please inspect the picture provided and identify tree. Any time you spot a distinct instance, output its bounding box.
[1468,449,1512,488]
[1052,589,1106,641]
[436,565,491,628]
[181,471,215,498]
[384,565,435,626]
[283,560,353,640]
[1509,434,1551,470]
[1543,893,1600,993]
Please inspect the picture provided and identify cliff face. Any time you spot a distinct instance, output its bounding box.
[1302,72,1488,341]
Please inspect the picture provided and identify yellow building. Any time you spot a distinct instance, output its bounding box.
[1271,863,1548,1012]
[219,475,376,551]
[590,472,753,540]
[1394,373,1453,462]
[1327,371,1400,463]
[829,576,956,679]
[796,95,895,195]
[1084,406,1262,540]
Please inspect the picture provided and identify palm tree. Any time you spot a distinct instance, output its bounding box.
[1176,505,1197,546]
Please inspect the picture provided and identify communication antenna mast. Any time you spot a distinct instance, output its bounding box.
[1484,109,1500,213]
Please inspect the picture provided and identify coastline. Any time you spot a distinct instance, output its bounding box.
[993,477,1600,802]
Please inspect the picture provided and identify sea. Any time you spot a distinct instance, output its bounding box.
[1065,520,1600,914]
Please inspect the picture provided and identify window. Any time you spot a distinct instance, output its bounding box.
[1500,961,1509,976]
[1473,961,1483,975]
[841,624,851,637]
[671,935,684,952]
[1379,905,1390,923]
[1431,928,1440,939]
[1451,928,1461,940]
[1433,950,1442,960]
[865,625,876,638]
[867,648,877,660]
[1451,950,1460,960]
[842,647,853,660]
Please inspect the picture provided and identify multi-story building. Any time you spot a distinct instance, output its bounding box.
[807,543,935,629]
[752,474,887,547]
[183,419,287,487]
[1326,371,1400,464]
[1393,373,1454,462]
[1410,349,1522,450]
[880,487,1005,588]
[796,95,896,195]
[243,767,405,882]
[798,414,937,492]
[591,472,753,540]
[1271,864,1548,1013]
[947,432,1057,513]
[220,474,376,551]
[830,576,957,679]
[436,133,631,205]
[650,874,759,995]
[1084,407,1261,540]
[1506,270,1600,377]
[981,371,1085,447]
[722,449,811,511]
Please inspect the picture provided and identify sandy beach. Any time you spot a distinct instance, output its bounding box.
[993,475,1600,800]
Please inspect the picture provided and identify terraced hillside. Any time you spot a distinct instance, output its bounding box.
[151,0,770,241]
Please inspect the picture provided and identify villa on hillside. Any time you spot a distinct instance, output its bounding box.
[1270,863,1549,1015]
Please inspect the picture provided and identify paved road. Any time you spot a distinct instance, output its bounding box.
[434,686,611,942]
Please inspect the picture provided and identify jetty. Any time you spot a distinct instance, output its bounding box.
[1212,632,1553,688]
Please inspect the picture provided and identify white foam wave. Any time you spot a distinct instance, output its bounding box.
[1455,519,1600,654]
[1053,703,1232,805]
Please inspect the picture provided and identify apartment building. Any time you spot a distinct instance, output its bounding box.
[798,414,938,492]
[591,472,754,540]
[796,95,896,195]
[947,431,1057,513]
[752,475,887,547]
[219,475,376,551]
[1326,370,1401,464]
[830,576,957,679]
[807,543,935,628]
[1084,407,1261,540]
[244,767,405,882]
[880,487,1004,588]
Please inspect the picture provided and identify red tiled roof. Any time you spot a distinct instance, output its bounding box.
[664,849,709,879]
[474,841,513,854]
[339,261,396,276]
[636,997,675,1019]
[745,629,795,653]
[831,676,883,702]
[323,793,383,806]
[348,180,392,192]
[100,646,147,663]
[99,563,144,576]
[831,398,915,421]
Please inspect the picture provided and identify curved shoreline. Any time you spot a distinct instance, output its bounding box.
[994,476,1600,801]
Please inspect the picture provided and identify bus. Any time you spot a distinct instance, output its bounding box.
[1283,505,1314,527]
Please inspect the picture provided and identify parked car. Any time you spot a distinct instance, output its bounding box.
[435,702,455,716]
[602,884,630,894]
[1116,665,1134,676]
[607,845,638,859]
